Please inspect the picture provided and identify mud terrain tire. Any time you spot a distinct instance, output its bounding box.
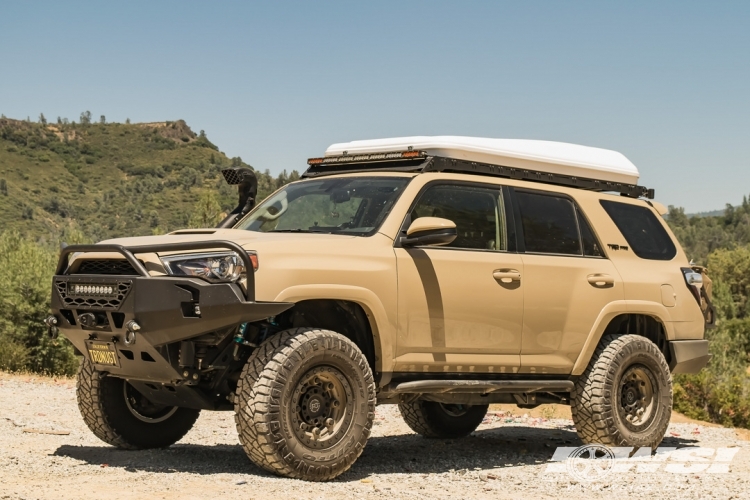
[572,334,672,449]
[398,401,488,438]
[76,360,200,449]
[234,328,376,481]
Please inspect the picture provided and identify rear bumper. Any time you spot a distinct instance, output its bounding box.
[50,274,292,383]
[669,340,712,374]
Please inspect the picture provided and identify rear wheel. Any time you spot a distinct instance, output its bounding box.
[234,328,376,481]
[571,334,672,449]
[398,400,488,438]
[76,360,200,449]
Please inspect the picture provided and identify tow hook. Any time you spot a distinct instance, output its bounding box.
[44,316,59,339]
[124,320,141,346]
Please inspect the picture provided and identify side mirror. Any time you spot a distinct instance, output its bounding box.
[401,217,457,247]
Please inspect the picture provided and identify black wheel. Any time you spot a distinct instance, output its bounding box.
[234,328,376,481]
[398,400,488,438]
[571,334,672,449]
[76,360,200,449]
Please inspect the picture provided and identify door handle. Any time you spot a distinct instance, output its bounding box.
[587,274,615,288]
[493,269,521,284]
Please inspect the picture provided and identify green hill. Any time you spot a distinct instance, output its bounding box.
[0,115,299,243]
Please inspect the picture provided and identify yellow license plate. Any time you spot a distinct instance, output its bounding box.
[85,341,120,367]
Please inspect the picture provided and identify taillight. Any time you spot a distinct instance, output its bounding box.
[680,267,703,305]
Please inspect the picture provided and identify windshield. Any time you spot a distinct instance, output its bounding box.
[236,176,411,235]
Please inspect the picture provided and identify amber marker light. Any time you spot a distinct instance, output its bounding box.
[247,252,259,271]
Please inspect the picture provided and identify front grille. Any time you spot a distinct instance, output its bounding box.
[73,259,140,276]
[55,280,133,310]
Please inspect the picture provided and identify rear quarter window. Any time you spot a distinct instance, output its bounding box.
[600,200,676,260]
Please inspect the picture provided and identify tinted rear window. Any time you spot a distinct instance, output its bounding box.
[516,191,581,255]
[600,200,676,260]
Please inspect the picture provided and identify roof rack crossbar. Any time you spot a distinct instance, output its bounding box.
[301,152,654,199]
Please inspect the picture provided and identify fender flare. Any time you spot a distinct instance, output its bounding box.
[570,300,674,376]
[273,284,396,374]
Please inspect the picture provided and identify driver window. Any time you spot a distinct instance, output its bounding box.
[410,184,507,251]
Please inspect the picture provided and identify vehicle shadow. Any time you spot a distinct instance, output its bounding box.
[52,426,699,480]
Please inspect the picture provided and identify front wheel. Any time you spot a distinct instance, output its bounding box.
[234,328,376,481]
[398,400,488,438]
[571,334,672,449]
[76,360,201,449]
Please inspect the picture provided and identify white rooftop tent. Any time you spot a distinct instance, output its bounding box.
[325,136,640,186]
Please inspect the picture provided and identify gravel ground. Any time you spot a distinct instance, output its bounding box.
[1,372,749,500]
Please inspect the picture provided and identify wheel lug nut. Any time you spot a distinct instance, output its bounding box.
[325,418,334,428]
[326,382,334,391]
[332,400,340,408]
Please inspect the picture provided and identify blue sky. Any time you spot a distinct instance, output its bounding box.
[1,1,748,212]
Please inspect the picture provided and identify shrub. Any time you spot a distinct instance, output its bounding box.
[674,319,750,429]
[0,231,78,375]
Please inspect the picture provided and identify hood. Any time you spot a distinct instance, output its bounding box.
[98,228,359,255]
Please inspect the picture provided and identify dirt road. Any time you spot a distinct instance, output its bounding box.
[1,372,748,500]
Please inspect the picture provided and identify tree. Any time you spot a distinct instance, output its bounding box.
[39,113,47,125]
[188,191,222,228]
[100,115,106,125]
[57,116,62,125]
[80,111,92,125]
[126,118,131,124]
[180,167,200,191]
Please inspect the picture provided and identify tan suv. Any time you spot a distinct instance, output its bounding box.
[47,136,713,481]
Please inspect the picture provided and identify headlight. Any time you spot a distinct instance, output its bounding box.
[160,251,257,283]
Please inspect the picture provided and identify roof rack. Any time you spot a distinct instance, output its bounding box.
[303,151,654,199]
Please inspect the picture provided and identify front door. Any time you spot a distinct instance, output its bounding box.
[395,182,524,373]
[512,188,624,374]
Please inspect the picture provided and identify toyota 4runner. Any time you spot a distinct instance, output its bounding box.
[47,136,715,481]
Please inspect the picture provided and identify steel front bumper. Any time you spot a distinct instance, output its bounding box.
[49,241,293,385]
[51,275,291,382]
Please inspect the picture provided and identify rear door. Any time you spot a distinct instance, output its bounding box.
[512,188,624,374]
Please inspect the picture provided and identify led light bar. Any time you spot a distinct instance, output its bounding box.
[70,284,117,296]
[307,150,426,166]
